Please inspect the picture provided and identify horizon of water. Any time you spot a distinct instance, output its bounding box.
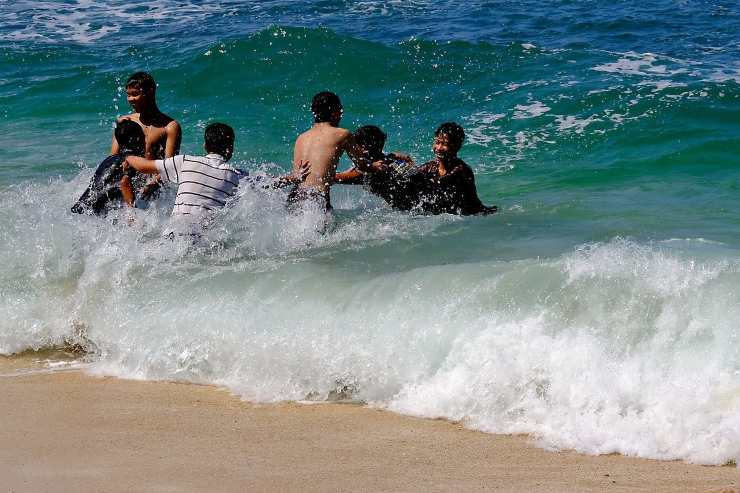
[1,1,739,466]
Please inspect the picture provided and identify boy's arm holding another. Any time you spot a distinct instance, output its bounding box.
[121,155,179,205]
[124,156,159,175]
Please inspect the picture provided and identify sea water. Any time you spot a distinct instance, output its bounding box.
[0,0,739,465]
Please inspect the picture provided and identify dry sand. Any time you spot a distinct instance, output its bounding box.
[0,355,737,493]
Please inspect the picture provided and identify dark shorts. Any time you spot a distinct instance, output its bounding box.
[287,187,332,213]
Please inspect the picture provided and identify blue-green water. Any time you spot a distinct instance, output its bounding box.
[1,1,739,465]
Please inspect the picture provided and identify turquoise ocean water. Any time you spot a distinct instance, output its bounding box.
[1,1,739,464]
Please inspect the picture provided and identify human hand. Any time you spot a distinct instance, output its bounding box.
[296,160,311,181]
[388,152,414,164]
[370,160,390,173]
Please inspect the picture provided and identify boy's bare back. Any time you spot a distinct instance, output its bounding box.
[292,122,354,196]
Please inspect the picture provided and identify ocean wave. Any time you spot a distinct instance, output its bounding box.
[0,172,739,465]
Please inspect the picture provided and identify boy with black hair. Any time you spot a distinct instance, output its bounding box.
[71,119,146,215]
[413,122,497,215]
[289,91,370,211]
[113,72,181,160]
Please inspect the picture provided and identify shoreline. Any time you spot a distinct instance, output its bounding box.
[0,356,737,492]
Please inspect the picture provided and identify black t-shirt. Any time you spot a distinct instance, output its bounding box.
[71,152,143,215]
[410,158,493,215]
[364,163,419,211]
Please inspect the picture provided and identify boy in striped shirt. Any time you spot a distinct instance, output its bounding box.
[124,123,307,231]
[123,123,241,222]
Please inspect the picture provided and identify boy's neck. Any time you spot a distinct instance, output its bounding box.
[313,120,340,129]
[139,103,160,119]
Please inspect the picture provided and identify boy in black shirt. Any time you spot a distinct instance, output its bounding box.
[412,122,497,215]
[71,120,146,215]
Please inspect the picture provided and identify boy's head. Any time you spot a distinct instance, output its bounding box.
[204,122,235,160]
[125,72,156,113]
[311,91,343,125]
[353,125,386,159]
[115,119,145,155]
[433,122,465,159]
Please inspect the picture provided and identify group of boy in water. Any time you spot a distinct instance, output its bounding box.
[72,71,497,231]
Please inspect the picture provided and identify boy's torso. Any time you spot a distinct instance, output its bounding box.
[414,159,484,214]
[120,113,175,159]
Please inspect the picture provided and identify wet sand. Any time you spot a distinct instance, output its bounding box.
[0,356,737,493]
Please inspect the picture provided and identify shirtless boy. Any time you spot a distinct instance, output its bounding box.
[289,91,368,211]
[113,72,181,203]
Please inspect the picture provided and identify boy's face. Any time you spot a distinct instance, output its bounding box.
[433,133,457,159]
[126,85,154,113]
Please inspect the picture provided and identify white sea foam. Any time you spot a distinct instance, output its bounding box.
[554,114,601,134]
[707,68,740,84]
[512,101,551,119]
[463,111,506,146]
[0,0,236,44]
[505,80,548,92]
[593,52,688,78]
[0,175,738,467]
[637,80,688,92]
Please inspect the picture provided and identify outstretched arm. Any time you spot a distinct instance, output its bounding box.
[124,156,159,174]
[335,167,364,184]
[387,151,415,165]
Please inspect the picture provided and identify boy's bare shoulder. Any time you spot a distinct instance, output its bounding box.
[165,118,180,132]
[295,129,313,142]
[116,113,138,124]
[330,127,352,142]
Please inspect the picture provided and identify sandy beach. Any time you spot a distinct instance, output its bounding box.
[0,355,736,493]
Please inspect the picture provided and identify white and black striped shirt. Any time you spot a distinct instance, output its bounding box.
[155,153,240,217]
